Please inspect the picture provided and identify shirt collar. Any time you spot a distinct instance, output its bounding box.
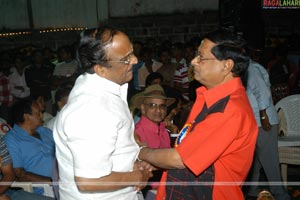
[76,73,128,102]
[12,124,29,136]
[197,78,244,108]
[139,115,164,129]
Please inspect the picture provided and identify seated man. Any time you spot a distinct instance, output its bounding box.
[133,84,176,148]
[53,45,79,87]
[0,135,53,199]
[132,84,177,198]
[4,99,55,193]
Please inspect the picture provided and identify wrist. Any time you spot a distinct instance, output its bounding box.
[259,110,267,120]
[260,115,266,120]
[137,146,147,161]
[139,145,147,150]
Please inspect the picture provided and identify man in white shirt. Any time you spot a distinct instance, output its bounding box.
[53,45,78,78]
[54,26,153,200]
[137,47,162,89]
[8,56,30,99]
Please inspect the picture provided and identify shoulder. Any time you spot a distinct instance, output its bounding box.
[37,126,54,143]
[3,130,19,148]
[3,130,16,141]
[134,117,148,131]
[37,126,53,135]
[8,72,15,80]
[69,60,79,66]
[226,89,252,112]
[63,94,123,124]
[153,60,163,68]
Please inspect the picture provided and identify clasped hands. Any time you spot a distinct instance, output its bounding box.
[133,160,154,191]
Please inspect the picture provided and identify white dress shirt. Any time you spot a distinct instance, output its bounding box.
[8,67,30,98]
[54,73,139,200]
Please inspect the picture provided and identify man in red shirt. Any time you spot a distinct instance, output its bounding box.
[138,28,258,200]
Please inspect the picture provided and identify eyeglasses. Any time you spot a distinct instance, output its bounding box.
[107,52,135,65]
[195,55,216,63]
[143,103,167,110]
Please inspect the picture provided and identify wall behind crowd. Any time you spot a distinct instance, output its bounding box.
[109,0,218,17]
[0,0,299,52]
[0,11,219,52]
[0,0,218,51]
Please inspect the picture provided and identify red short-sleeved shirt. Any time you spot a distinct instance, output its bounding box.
[177,78,258,200]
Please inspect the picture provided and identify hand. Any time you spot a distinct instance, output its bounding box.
[133,165,153,191]
[261,115,271,132]
[135,160,157,171]
[164,119,178,134]
[133,161,141,171]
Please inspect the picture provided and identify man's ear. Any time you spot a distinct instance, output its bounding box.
[140,104,146,115]
[57,101,63,111]
[224,59,234,73]
[94,64,107,77]
[23,113,30,122]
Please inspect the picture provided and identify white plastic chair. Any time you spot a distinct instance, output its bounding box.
[11,181,55,198]
[275,94,300,186]
[11,181,33,192]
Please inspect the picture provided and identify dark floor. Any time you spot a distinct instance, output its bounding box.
[243,165,300,200]
[286,165,300,200]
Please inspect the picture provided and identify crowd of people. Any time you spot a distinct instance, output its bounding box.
[0,25,298,200]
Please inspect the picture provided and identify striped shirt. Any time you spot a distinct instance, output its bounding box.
[172,58,189,100]
[0,135,11,168]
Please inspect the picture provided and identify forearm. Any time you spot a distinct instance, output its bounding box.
[0,177,14,194]
[0,164,15,194]
[0,186,10,196]
[15,171,51,183]
[139,147,185,169]
[75,171,142,192]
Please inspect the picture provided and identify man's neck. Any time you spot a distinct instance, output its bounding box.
[18,123,36,135]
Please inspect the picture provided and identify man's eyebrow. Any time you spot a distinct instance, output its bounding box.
[120,49,134,60]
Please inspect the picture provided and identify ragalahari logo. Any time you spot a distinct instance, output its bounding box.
[262,0,300,9]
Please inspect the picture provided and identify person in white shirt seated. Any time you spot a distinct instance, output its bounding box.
[8,55,30,100]
[53,45,79,87]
